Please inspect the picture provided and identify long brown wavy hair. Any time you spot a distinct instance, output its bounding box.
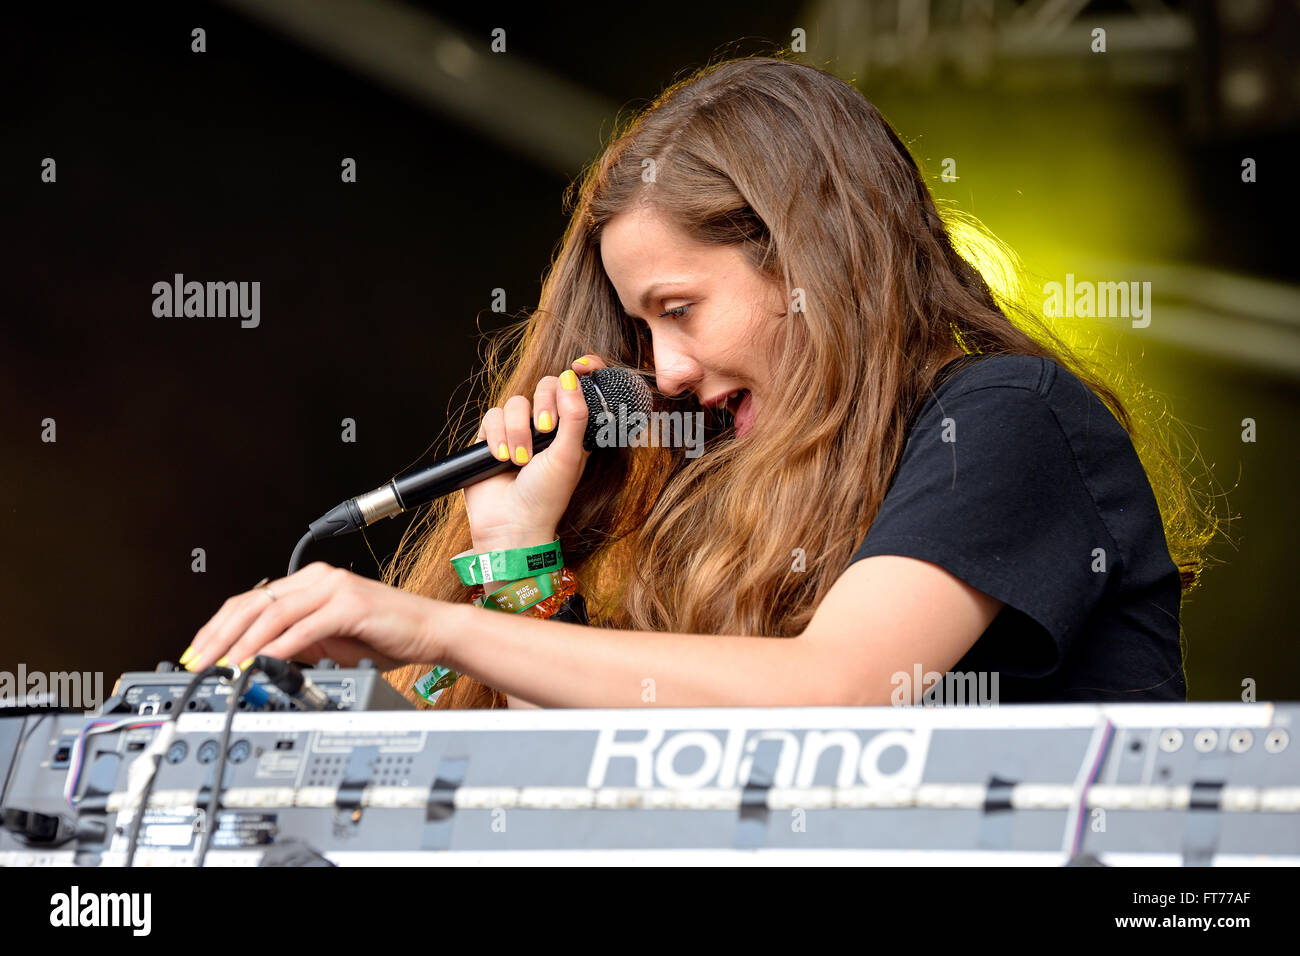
[381,54,1222,709]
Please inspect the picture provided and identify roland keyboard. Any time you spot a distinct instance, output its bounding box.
[1,702,1294,866]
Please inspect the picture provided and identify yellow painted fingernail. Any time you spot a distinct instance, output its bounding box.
[216,656,230,667]
[514,445,529,464]
[184,658,200,672]
[560,370,578,391]
[575,356,591,366]
[497,442,508,460]
[240,657,255,671]
[178,646,196,666]
[538,410,552,431]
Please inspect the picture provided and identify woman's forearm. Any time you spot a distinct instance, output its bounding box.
[438,599,836,708]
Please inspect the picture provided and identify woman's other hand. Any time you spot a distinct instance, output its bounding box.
[179,563,450,673]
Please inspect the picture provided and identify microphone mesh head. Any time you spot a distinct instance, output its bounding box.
[580,367,657,452]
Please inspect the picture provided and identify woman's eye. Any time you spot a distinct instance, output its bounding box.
[658,305,690,320]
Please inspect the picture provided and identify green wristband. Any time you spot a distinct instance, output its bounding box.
[450,539,563,586]
[413,665,459,704]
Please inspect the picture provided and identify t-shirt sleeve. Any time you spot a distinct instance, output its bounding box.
[850,383,1116,678]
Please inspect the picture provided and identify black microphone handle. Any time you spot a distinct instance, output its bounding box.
[303,427,558,545]
[392,426,557,506]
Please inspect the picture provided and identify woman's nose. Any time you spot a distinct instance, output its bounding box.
[650,345,701,400]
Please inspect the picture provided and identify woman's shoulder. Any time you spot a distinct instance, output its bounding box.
[923,353,1123,445]
[906,351,1170,585]
[903,352,1159,555]
[932,352,1067,401]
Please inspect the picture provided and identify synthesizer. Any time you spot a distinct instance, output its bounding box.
[1,701,1295,865]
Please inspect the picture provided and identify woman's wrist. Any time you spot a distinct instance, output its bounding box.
[470,527,559,555]
[431,597,475,672]
[464,528,562,609]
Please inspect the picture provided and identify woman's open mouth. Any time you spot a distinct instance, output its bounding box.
[726,389,754,438]
[698,388,755,439]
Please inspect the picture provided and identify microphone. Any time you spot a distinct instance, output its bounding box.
[302,366,654,548]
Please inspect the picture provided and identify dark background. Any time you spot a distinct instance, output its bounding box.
[3,0,1296,700]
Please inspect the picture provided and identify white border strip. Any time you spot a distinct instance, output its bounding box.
[106,784,1300,813]
[174,702,1283,734]
[6,849,1298,867]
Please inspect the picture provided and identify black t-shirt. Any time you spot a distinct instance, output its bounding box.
[848,353,1185,703]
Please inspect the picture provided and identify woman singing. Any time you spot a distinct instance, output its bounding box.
[180,56,1215,707]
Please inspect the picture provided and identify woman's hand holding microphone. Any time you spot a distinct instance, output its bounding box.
[177,355,606,675]
[464,354,605,553]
